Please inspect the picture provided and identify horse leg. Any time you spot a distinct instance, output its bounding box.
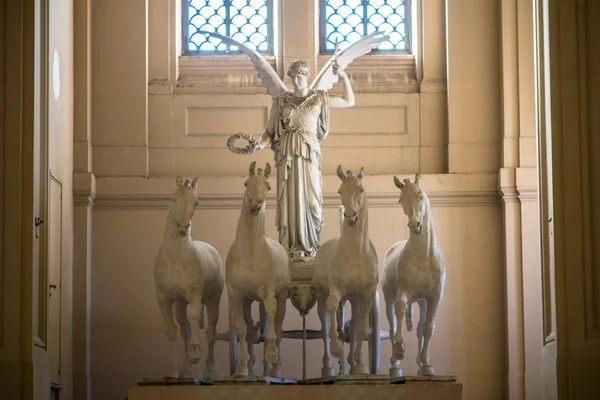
[384,292,401,377]
[186,288,204,364]
[415,298,428,371]
[202,295,220,382]
[269,290,288,378]
[418,296,441,376]
[317,292,335,377]
[229,288,249,376]
[156,291,179,377]
[242,301,256,376]
[353,288,375,375]
[327,283,345,358]
[393,290,409,360]
[174,299,192,378]
[259,283,278,364]
[347,299,358,374]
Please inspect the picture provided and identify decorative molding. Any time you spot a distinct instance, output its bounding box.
[94,190,500,210]
[73,172,96,208]
[517,185,539,201]
[175,55,277,94]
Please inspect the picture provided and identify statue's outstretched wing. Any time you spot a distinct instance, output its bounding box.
[310,31,390,92]
[198,31,287,98]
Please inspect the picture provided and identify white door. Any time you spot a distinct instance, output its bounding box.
[48,175,63,387]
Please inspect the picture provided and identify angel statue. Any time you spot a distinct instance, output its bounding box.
[203,31,389,260]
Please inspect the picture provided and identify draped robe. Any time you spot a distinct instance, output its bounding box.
[265,89,330,258]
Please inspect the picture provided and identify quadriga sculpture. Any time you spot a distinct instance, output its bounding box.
[382,174,445,377]
[154,176,225,381]
[226,162,291,378]
[313,165,379,376]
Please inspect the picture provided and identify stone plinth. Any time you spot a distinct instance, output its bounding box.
[129,376,462,400]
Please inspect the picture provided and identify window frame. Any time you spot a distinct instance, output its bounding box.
[319,0,412,55]
[181,0,275,56]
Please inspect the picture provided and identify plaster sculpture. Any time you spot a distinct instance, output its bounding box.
[153,177,225,381]
[312,166,379,377]
[382,174,446,377]
[225,162,291,378]
[202,30,388,260]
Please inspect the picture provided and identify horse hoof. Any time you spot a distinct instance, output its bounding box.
[350,364,369,375]
[393,342,405,360]
[321,367,335,377]
[202,367,215,381]
[265,344,278,364]
[269,367,283,379]
[330,340,343,358]
[234,366,249,376]
[389,367,403,378]
[418,365,435,376]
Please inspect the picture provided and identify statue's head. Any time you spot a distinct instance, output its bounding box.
[287,60,310,90]
[171,176,199,236]
[336,165,366,226]
[244,161,272,215]
[393,173,428,235]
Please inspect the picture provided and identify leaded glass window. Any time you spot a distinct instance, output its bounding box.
[183,0,273,54]
[321,0,411,53]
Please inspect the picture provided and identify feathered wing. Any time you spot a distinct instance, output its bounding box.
[198,30,288,98]
[310,31,390,92]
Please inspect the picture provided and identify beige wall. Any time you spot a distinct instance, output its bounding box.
[84,1,522,400]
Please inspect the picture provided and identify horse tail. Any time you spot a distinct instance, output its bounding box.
[406,301,413,332]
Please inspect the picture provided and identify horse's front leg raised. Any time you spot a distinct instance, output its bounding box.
[418,295,441,376]
[186,287,204,364]
[259,282,278,364]
[352,287,376,375]
[156,291,179,377]
[327,282,345,358]
[228,287,249,376]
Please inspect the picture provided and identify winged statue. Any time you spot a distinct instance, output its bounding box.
[200,30,389,260]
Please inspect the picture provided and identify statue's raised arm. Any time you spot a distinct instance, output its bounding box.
[310,31,390,92]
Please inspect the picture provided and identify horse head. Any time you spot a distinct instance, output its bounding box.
[171,176,200,237]
[393,173,428,235]
[244,161,272,216]
[336,165,366,226]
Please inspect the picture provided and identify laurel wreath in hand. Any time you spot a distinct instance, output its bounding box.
[226,133,260,155]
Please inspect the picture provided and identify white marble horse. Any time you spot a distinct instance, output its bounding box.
[313,165,379,376]
[226,161,290,378]
[154,176,225,381]
[382,173,445,377]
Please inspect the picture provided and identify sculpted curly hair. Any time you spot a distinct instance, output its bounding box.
[287,60,311,78]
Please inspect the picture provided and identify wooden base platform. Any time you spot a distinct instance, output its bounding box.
[129,375,462,400]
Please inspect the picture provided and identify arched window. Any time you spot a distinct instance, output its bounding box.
[321,0,411,53]
[182,0,273,54]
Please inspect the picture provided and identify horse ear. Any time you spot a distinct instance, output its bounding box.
[264,163,272,179]
[337,165,345,180]
[414,173,421,185]
[393,175,404,189]
[357,167,365,180]
[249,161,256,175]
[191,177,199,190]
[175,176,183,187]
